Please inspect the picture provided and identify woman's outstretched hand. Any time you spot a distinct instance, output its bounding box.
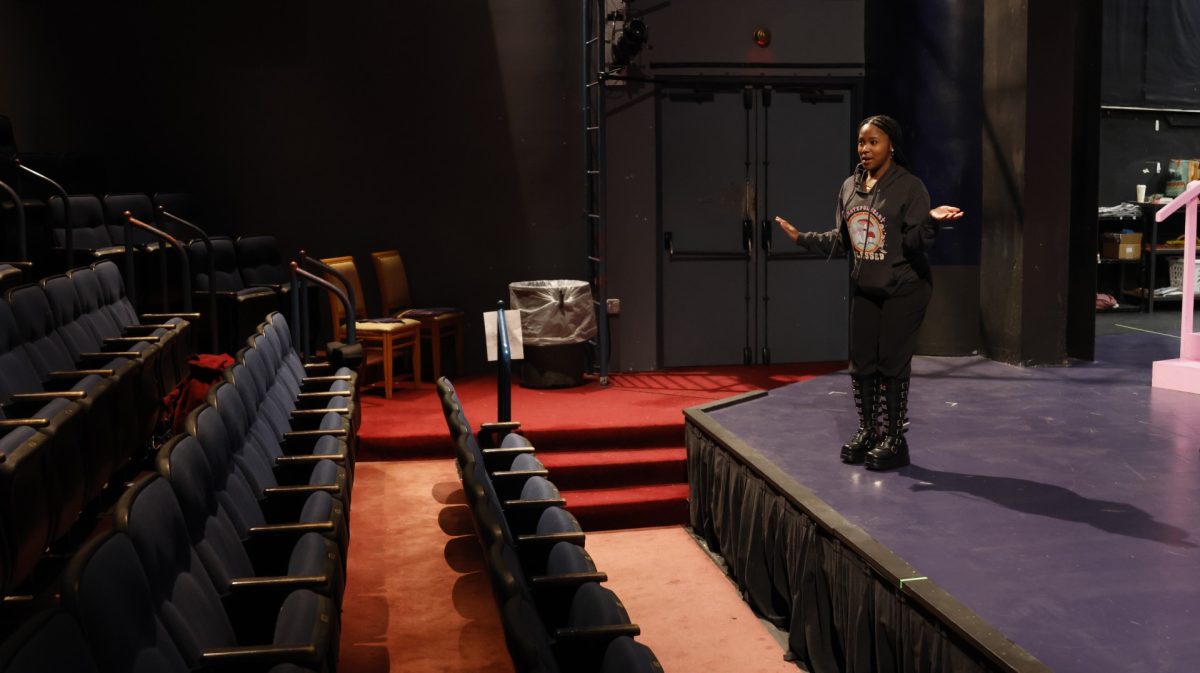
[774,215,800,243]
[930,205,964,221]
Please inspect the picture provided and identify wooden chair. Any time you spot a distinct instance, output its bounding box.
[319,255,420,398]
[370,249,464,382]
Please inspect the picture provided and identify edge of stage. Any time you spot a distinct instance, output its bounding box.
[685,332,1200,673]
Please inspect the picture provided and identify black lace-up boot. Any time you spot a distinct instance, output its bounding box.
[841,375,879,464]
[865,377,910,470]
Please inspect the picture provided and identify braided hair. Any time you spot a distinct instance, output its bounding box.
[859,114,907,167]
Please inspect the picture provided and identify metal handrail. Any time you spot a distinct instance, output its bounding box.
[14,159,71,268]
[125,212,191,312]
[157,207,219,352]
[290,262,356,345]
[0,179,25,261]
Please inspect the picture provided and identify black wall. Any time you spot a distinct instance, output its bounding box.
[0,1,584,371]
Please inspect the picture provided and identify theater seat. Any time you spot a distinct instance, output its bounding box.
[61,530,193,673]
[188,237,277,354]
[0,608,100,673]
[115,474,335,672]
[47,196,125,263]
[158,431,342,598]
[0,265,23,295]
[236,235,291,291]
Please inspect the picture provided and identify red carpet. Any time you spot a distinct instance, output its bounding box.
[357,362,844,530]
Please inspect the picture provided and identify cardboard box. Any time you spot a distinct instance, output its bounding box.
[1101,232,1142,260]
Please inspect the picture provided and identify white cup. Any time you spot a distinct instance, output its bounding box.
[1136,184,1147,202]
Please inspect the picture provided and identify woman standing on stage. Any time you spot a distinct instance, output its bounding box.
[775,114,962,471]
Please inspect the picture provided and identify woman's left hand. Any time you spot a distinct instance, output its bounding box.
[930,205,964,221]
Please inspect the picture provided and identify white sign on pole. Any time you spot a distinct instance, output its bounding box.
[483,309,524,361]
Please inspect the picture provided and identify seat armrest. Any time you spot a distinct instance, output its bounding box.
[276,453,346,465]
[553,623,641,642]
[296,390,345,398]
[198,644,320,666]
[79,351,143,359]
[10,390,87,401]
[283,428,348,439]
[49,369,113,378]
[481,446,537,456]
[248,521,335,536]
[228,575,328,590]
[105,335,159,344]
[515,531,586,547]
[290,407,350,416]
[480,421,521,432]
[530,572,608,587]
[263,484,342,497]
[502,497,567,510]
[142,312,200,320]
[0,417,50,429]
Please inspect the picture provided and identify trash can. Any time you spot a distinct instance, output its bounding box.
[508,280,597,388]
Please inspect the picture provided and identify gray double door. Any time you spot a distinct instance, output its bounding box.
[660,85,854,367]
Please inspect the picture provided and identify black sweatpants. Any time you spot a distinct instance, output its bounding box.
[848,279,932,379]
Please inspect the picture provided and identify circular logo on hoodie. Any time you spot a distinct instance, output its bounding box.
[846,208,885,256]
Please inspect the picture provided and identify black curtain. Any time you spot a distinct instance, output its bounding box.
[687,424,1002,673]
[1145,1,1200,105]
[1102,0,1200,107]
[1100,0,1147,105]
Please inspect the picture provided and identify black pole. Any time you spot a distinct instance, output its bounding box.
[123,211,136,310]
[291,263,356,344]
[126,212,192,311]
[0,179,25,261]
[290,270,302,359]
[298,250,312,358]
[158,207,218,353]
[496,300,511,422]
[15,160,71,268]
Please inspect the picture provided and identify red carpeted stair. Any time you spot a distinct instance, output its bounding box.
[357,362,843,530]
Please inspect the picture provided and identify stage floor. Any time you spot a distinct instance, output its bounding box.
[708,333,1200,673]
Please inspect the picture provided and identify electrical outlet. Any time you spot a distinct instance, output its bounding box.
[606,298,620,315]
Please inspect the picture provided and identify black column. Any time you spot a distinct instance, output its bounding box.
[980,0,1100,365]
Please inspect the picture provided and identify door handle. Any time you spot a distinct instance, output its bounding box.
[742,218,753,254]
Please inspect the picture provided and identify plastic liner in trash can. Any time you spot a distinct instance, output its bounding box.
[508,280,597,388]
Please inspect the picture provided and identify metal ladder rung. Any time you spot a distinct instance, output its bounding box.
[587,256,601,263]
[586,213,600,219]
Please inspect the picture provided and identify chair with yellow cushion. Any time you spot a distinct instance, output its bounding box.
[370,249,464,382]
[319,255,420,398]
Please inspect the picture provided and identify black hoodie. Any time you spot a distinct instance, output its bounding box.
[795,163,936,295]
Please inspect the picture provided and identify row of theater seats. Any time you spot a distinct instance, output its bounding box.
[0,312,359,672]
[437,378,665,673]
[45,192,297,354]
[0,258,193,597]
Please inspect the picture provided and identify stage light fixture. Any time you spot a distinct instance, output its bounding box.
[612,18,646,67]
